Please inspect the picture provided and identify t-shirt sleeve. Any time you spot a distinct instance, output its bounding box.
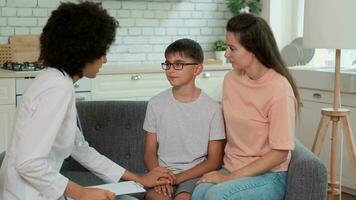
[143,100,157,133]
[209,105,226,140]
[268,95,296,150]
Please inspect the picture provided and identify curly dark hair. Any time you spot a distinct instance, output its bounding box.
[39,1,118,77]
[165,38,204,64]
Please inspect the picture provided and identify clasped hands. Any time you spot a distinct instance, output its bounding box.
[150,167,177,198]
[151,169,230,197]
[139,166,175,188]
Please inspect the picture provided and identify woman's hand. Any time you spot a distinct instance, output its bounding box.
[139,167,175,188]
[74,188,116,200]
[198,171,230,184]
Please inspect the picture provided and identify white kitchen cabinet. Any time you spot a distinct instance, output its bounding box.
[15,77,92,105]
[0,78,15,104]
[0,78,16,153]
[296,88,356,193]
[92,72,170,101]
[92,69,229,101]
[196,70,227,101]
[0,75,92,153]
[0,105,15,153]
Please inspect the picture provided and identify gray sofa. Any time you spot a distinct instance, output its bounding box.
[0,101,327,199]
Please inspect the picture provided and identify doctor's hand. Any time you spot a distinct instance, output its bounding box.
[65,181,116,200]
[139,167,175,188]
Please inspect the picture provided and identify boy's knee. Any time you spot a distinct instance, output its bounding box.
[174,192,191,200]
[145,190,172,200]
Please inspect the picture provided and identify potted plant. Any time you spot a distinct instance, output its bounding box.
[226,0,262,15]
[213,39,227,63]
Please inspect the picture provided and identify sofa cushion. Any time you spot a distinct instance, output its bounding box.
[60,101,328,200]
[61,101,148,175]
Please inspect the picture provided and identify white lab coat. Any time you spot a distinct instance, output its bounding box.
[0,68,125,200]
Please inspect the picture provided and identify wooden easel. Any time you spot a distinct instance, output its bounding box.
[311,49,356,200]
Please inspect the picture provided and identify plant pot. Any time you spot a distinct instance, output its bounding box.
[215,51,226,63]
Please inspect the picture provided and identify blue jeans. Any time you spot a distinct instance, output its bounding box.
[192,168,287,200]
[116,195,138,200]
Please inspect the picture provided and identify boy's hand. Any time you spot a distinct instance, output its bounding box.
[154,178,173,197]
[139,167,175,187]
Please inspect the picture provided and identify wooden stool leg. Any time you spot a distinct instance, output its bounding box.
[311,108,351,200]
[312,115,330,156]
[328,119,340,200]
[341,115,356,172]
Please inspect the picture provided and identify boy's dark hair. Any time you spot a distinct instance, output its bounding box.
[164,38,204,63]
[39,1,118,78]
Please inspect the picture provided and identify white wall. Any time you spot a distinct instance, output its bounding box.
[0,0,231,64]
[265,0,301,50]
[1,0,309,65]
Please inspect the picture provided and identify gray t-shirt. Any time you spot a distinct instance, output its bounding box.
[143,88,225,173]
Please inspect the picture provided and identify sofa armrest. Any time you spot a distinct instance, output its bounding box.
[0,151,5,168]
[285,139,328,200]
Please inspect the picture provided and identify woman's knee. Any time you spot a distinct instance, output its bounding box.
[191,183,214,200]
[203,185,228,200]
[200,183,247,200]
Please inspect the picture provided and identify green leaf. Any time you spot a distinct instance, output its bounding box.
[226,0,262,15]
[213,40,227,51]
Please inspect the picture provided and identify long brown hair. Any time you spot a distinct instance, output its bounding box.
[226,13,300,108]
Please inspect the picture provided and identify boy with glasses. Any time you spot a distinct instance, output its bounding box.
[143,38,226,200]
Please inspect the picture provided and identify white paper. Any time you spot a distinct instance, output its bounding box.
[64,181,145,199]
[88,181,145,195]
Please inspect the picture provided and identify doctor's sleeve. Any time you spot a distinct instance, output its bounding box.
[70,128,126,183]
[14,85,72,199]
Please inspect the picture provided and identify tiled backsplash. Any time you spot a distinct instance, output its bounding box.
[0,0,231,64]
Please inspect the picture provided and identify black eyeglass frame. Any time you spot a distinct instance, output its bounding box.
[161,62,199,70]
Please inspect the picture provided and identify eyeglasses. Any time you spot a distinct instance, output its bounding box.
[161,62,198,70]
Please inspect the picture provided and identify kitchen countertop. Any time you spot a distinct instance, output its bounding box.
[3,63,356,93]
[0,68,40,78]
[0,63,232,78]
[289,65,356,93]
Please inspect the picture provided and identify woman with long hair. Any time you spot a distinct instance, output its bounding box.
[192,13,299,200]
